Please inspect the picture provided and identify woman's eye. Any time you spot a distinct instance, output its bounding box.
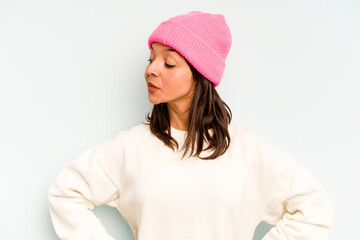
[147,59,174,68]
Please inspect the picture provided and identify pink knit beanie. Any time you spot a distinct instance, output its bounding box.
[147,11,232,87]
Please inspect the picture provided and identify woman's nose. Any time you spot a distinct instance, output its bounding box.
[146,60,160,77]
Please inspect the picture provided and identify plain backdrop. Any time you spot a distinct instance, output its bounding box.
[0,0,359,239]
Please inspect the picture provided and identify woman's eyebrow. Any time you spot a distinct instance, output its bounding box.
[151,45,177,53]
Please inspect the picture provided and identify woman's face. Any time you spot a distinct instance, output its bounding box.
[144,42,196,106]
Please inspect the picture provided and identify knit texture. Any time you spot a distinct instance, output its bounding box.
[148,11,232,87]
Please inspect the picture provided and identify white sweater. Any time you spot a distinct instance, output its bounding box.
[48,123,335,240]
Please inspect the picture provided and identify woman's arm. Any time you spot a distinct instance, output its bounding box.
[250,130,336,240]
[47,147,119,240]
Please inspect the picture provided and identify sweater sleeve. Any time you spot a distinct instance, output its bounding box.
[47,146,119,240]
[250,131,336,240]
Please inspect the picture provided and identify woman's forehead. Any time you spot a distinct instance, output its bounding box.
[150,42,185,61]
[151,43,177,53]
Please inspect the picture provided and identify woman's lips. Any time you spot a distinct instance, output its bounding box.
[148,85,159,93]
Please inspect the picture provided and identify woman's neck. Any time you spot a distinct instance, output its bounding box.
[167,102,190,131]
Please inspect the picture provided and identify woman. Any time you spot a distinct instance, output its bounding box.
[48,11,335,240]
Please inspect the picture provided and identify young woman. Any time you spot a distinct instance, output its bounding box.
[48,11,335,240]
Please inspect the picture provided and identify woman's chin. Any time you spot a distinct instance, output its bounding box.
[148,97,162,105]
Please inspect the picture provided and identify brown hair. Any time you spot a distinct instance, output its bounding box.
[143,59,232,160]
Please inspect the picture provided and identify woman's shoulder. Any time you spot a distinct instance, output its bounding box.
[113,123,267,147]
[227,123,281,153]
[115,123,150,138]
[229,123,282,145]
[93,123,150,151]
[228,122,260,141]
